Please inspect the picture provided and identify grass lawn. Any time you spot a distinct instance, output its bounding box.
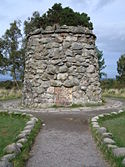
[0,113,28,157]
[51,102,104,108]
[100,114,125,147]
[102,88,125,99]
[92,113,125,167]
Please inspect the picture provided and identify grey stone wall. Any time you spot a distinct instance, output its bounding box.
[23,25,102,107]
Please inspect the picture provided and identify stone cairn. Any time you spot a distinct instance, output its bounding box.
[23,25,102,107]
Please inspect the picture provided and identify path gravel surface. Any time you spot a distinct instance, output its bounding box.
[27,112,109,167]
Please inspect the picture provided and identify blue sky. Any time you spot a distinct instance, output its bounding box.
[0,0,125,80]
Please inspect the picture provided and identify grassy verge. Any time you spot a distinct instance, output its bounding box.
[0,88,22,101]
[0,112,28,157]
[90,111,125,167]
[12,119,41,167]
[100,114,125,147]
[51,101,104,109]
[102,88,125,99]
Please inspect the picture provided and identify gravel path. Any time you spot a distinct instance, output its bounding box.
[1,98,125,167]
[26,112,110,167]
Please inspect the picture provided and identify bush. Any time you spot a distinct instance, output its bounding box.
[101,79,125,90]
[0,80,22,89]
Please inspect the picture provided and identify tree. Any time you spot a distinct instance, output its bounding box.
[0,39,8,74]
[0,20,24,88]
[24,11,42,36]
[96,47,106,79]
[116,54,125,82]
[24,3,93,35]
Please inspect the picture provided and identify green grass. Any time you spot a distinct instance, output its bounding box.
[100,114,125,147]
[95,112,125,167]
[51,102,104,108]
[0,113,28,157]
[102,88,125,99]
[0,88,22,101]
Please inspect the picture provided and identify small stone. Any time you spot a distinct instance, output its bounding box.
[27,114,33,117]
[113,148,125,157]
[8,111,13,114]
[63,78,79,88]
[30,117,38,122]
[26,120,36,126]
[40,38,51,44]
[102,133,112,138]
[47,87,54,94]
[57,73,68,81]
[118,110,124,113]
[91,117,98,122]
[92,122,99,126]
[45,26,53,31]
[103,138,115,144]
[111,112,117,115]
[41,73,49,81]
[31,28,42,35]
[22,113,26,116]
[94,116,99,119]
[1,153,15,161]
[122,158,125,166]
[14,112,20,115]
[87,65,95,73]
[98,114,104,118]
[81,86,87,91]
[0,160,13,167]
[97,127,107,134]
[17,133,26,139]
[4,143,20,154]
[65,50,72,56]
[16,143,23,149]
[72,42,83,50]
[22,129,31,135]
[107,144,118,149]
[59,65,68,73]
[51,80,62,87]
[84,44,95,49]
[93,124,100,128]
[37,87,45,94]
[77,67,86,73]
[63,42,71,49]
[75,55,83,62]
[55,36,63,43]
[63,80,74,87]
[65,36,77,42]
[24,125,34,130]
[46,65,56,74]
[17,138,27,144]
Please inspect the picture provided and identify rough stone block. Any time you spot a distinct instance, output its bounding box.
[113,148,125,157]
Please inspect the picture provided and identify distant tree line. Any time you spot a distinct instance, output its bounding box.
[0,3,108,88]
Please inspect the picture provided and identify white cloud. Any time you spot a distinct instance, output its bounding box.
[95,0,116,9]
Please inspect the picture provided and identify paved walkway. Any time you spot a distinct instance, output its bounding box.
[0,98,125,167]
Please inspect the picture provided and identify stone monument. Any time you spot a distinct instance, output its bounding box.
[23,25,102,107]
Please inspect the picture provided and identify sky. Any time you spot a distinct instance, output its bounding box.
[0,0,125,80]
